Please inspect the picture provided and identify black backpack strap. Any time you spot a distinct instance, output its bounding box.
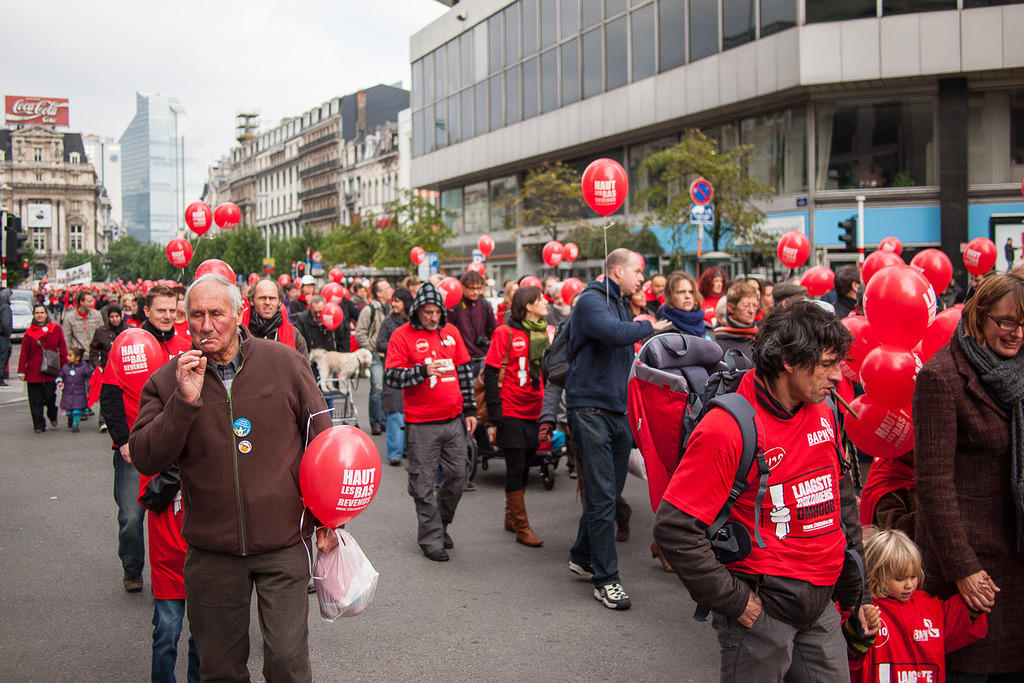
[823,396,850,475]
[704,393,768,551]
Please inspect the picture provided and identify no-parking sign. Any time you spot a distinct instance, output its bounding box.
[690,177,714,205]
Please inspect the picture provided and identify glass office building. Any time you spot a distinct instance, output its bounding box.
[119,93,205,244]
[410,0,1024,275]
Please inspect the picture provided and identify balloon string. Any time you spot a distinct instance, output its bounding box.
[305,407,333,449]
[603,219,616,302]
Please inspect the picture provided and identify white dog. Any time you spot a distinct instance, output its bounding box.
[309,347,373,394]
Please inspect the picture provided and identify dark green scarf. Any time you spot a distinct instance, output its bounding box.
[521,317,549,383]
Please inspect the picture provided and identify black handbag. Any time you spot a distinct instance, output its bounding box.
[139,465,181,513]
[36,339,60,375]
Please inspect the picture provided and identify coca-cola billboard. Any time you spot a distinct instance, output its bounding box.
[5,96,70,126]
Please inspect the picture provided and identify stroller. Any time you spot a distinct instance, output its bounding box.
[469,425,566,490]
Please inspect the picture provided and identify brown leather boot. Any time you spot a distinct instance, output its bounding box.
[504,498,514,532]
[507,490,543,547]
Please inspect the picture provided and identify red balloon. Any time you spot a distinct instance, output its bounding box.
[864,266,937,350]
[195,259,236,283]
[467,261,486,275]
[860,345,923,409]
[581,158,628,216]
[910,248,953,296]
[321,282,344,305]
[800,266,835,297]
[213,202,241,230]
[247,273,259,286]
[919,306,962,363]
[321,302,344,330]
[862,250,904,285]
[840,315,879,382]
[477,235,495,257]
[878,236,903,255]
[278,274,291,287]
[561,277,585,305]
[776,231,810,269]
[562,242,580,262]
[328,267,344,284]
[165,239,193,269]
[642,280,654,301]
[410,246,426,265]
[542,241,564,267]
[437,277,464,308]
[185,201,213,236]
[844,395,914,459]
[520,276,543,289]
[108,328,167,396]
[299,425,382,526]
[963,237,997,276]
[141,280,153,296]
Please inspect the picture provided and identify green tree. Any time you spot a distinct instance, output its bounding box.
[564,221,664,262]
[60,250,108,281]
[506,161,589,242]
[637,129,774,256]
[362,190,454,269]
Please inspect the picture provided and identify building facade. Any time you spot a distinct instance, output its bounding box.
[410,0,1024,277]
[0,126,108,277]
[119,92,205,245]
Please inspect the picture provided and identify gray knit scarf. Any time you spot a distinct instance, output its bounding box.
[956,321,1024,552]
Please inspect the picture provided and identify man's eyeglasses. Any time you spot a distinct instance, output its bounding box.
[987,314,1024,332]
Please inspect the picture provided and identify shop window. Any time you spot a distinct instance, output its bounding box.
[741,107,808,194]
[490,176,518,231]
[464,181,489,233]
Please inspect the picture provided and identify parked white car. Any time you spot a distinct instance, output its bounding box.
[10,299,32,342]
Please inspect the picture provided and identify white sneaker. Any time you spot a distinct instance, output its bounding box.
[594,582,632,610]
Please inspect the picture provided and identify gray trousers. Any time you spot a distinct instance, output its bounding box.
[405,417,467,552]
[711,603,848,683]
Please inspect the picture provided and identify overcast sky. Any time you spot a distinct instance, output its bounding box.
[4,1,448,165]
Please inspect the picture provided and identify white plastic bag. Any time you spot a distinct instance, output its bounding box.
[628,448,648,480]
[313,529,379,621]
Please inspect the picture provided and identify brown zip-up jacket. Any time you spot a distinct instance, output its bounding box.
[131,329,331,555]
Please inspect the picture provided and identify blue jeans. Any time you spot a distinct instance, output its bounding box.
[368,352,384,428]
[385,411,405,462]
[568,407,632,587]
[113,451,145,577]
[152,598,200,683]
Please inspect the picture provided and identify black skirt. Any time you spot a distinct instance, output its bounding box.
[496,415,540,452]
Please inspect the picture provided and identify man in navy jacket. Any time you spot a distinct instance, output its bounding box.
[565,248,671,609]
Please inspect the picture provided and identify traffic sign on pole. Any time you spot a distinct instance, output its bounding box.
[689,177,714,206]
[690,204,714,225]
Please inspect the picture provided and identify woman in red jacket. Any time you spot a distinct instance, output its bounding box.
[483,285,550,547]
[18,304,67,432]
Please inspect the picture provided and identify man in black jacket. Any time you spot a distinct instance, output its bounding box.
[0,289,12,386]
[295,295,351,354]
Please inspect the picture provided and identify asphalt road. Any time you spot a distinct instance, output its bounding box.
[0,342,718,682]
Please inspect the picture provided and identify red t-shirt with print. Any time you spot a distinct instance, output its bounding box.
[484,324,544,420]
[385,322,470,423]
[663,371,847,586]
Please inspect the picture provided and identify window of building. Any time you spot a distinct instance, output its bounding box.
[506,64,523,124]
[475,82,489,136]
[435,99,448,149]
[964,0,1023,6]
[523,0,539,56]
[523,56,540,119]
[606,16,628,91]
[448,94,461,144]
[742,107,808,194]
[33,147,42,161]
[628,135,679,207]
[447,41,459,96]
[505,3,521,65]
[659,0,686,72]
[607,0,628,17]
[32,227,46,250]
[441,188,464,234]
[490,74,505,131]
[35,173,43,182]
[806,0,876,23]
[423,52,435,104]
[435,48,447,103]
[723,0,756,50]
[583,0,602,28]
[489,13,504,74]
[632,5,656,81]
[582,28,603,99]
[1012,92,1024,165]
[460,31,474,88]
[690,0,719,62]
[968,90,1024,184]
[71,200,81,212]
[815,97,935,190]
[561,0,579,39]
[425,105,436,154]
[541,49,559,112]
[561,39,580,106]
[883,0,956,13]
[69,151,81,163]
[490,176,518,231]
[461,89,474,142]
[474,22,489,82]
[541,0,558,48]
[464,181,489,232]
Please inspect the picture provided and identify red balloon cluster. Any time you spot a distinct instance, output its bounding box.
[581,159,628,216]
[214,202,241,230]
[776,231,810,269]
[862,250,903,285]
[910,249,953,295]
[165,239,193,269]
[542,241,564,267]
[477,235,494,257]
[844,396,915,460]
[863,265,936,351]
[321,283,344,305]
[185,202,213,236]
[437,277,463,308]
[799,266,834,297]
[300,425,382,527]
[410,246,426,265]
[195,259,237,283]
[963,237,997,275]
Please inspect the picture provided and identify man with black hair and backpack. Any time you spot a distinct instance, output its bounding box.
[565,248,671,610]
[653,301,872,681]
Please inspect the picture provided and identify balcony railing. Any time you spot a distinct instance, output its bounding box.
[298,184,335,201]
[299,159,340,178]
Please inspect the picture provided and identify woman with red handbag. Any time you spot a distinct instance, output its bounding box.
[18,304,67,433]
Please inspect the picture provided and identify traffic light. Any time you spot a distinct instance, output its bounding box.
[5,213,29,266]
[838,216,857,252]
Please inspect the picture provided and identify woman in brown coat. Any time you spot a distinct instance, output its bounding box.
[914,272,1024,680]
